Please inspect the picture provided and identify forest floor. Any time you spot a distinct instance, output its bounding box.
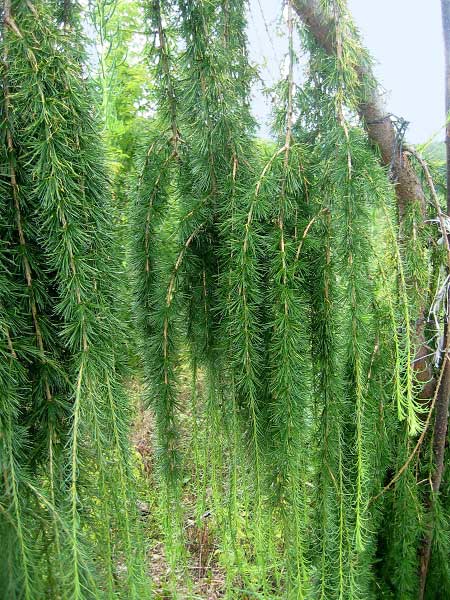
[129,376,228,600]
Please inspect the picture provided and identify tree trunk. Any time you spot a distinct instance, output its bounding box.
[418,2,450,596]
[440,7,450,476]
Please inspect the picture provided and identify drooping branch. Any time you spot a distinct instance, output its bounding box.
[292,2,450,596]
[291,0,425,215]
[291,0,433,398]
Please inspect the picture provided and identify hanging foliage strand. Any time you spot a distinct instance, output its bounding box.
[133,0,450,597]
[0,1,150,597]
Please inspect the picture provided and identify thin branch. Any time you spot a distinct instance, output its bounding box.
[2,2,52,401]
[294,207,328,262]
[406,147,450,268]
[369,354,445,505]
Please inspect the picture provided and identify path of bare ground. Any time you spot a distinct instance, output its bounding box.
[129,376,228,600]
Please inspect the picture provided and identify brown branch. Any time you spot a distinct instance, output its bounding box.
[418,2,450,595]
[143,150,177,273]
[419,329,450,599]
[369,356,445,506]
[279,0,295,315]
[162,225,203,385]
[154,0,179,151]
[294,207,328,262]
[406,147,450,265]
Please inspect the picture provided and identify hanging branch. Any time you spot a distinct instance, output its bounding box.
[155,0,179,149]
[290,0,424,213]
[330,0,370,555]
[265,2,310,594]
[1,2,150,597]
[291,0,434,398]
[134,0,184,496]
[1,6,49,596]
[291,3,450,596]
[2,2,52,402]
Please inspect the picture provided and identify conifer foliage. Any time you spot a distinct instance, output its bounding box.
[1,0,449,597]
[133,0,450,598]
[0,1,149,597]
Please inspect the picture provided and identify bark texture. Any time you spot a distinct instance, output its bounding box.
[418,2,450,597]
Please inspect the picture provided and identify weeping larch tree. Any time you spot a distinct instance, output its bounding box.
[132,0,450,598]
[1,0,450,598]
[0,0,150,598]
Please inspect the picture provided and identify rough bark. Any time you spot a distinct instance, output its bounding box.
[418,2,450,597]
